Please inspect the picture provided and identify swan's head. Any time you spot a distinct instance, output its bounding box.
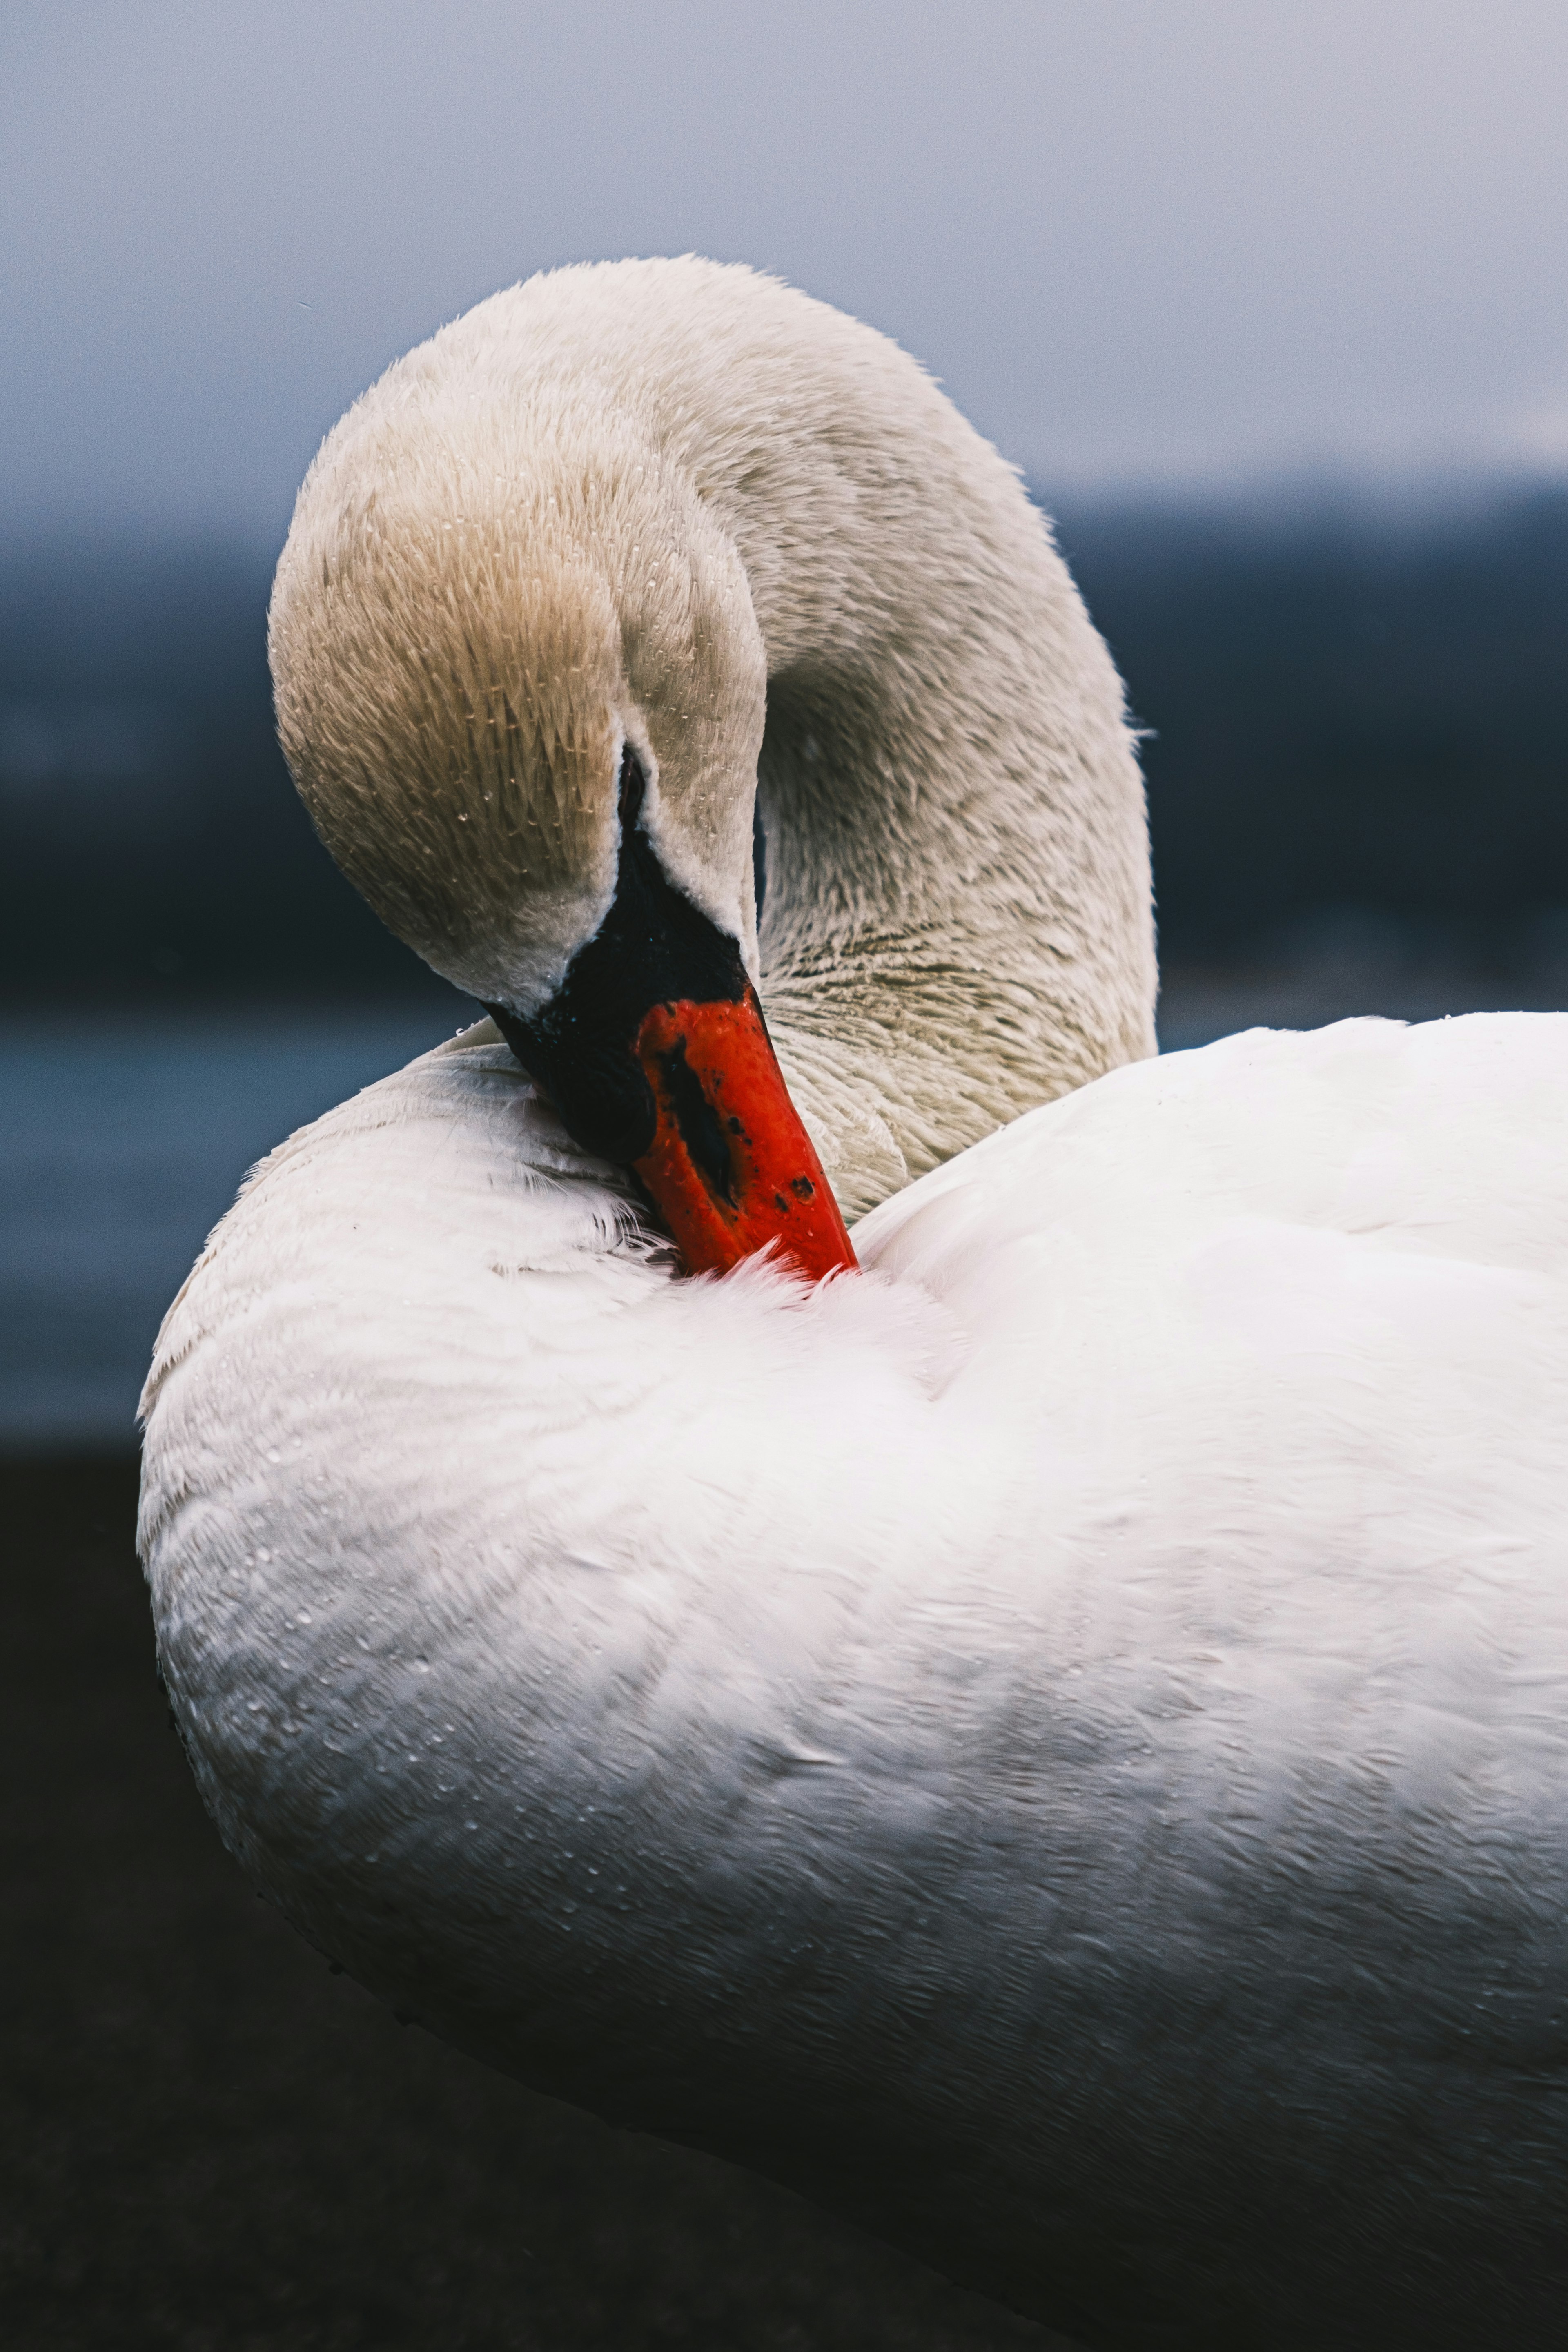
[269,325,853,1279]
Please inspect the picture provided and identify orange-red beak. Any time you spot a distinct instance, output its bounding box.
[630,988,857,1280]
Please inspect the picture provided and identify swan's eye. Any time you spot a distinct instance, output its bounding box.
[618,747,646,831]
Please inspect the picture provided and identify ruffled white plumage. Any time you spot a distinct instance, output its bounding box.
[142,1007,1568,2345]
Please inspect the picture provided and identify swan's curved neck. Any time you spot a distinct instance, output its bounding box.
[672,360,1158,1217]
[274,263,1157,1219]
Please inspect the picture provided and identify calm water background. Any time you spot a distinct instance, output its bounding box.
[1,1007,465,1449]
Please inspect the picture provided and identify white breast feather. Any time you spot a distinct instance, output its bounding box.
[140,1010,1568,2341]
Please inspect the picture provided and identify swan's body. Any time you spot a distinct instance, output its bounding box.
[140,262,1568,2348]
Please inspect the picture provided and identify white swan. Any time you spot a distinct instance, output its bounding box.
[140,259,1568,2351]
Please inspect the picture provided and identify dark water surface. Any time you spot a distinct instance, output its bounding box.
[1,1006,463,1448]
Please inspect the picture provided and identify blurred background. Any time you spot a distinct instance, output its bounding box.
[6,0,1567,1452]
[3,9,1566,2347]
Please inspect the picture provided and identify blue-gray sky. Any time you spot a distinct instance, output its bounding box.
[4,0,1566,544]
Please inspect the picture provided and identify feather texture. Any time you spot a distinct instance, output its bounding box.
[143,1012,1568,2348]
[268,256,1156,1218]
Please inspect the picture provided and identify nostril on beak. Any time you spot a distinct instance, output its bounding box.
[654,1030,737,1205]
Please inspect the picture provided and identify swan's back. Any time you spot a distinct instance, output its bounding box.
[142,1012,1568,2349]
